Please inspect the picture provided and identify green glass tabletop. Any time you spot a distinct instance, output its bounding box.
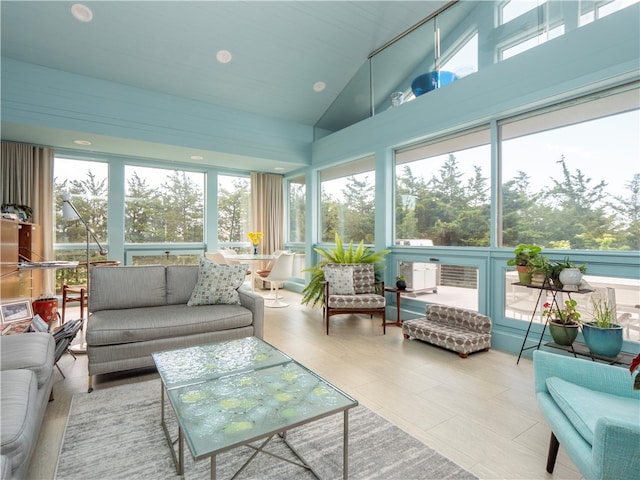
[152,337,291,390]
[166,360,357,459]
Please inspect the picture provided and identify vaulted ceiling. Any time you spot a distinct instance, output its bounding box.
[1,1,448,169]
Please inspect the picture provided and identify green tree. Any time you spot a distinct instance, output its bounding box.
[125,171,163,243]
[609,173,640,250]
[159,171,204,242]
[218,178,249,242]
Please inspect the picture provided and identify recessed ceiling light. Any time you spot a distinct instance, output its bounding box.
[71,4,93,22]
[274,167,285,171]
[313,81,326,92]
[216,50,232,64]
[190,155,204,161]
[73,139,91,146]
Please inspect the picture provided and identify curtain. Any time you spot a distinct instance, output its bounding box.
[250,172,284,256]
[1,141,55,295]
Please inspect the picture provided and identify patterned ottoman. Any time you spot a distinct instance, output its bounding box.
[402,304,492,358]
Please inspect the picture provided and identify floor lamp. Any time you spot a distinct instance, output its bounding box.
[61,192,108,354]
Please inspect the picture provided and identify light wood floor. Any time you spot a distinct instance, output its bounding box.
[28,290,582,479]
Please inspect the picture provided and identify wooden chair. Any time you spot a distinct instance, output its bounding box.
[323,263,386,335]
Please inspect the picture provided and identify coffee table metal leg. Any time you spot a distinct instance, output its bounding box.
[211,454,216,480]
[178,427,184,475]
[344,409,349,480]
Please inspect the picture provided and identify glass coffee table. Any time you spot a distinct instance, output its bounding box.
[152,337,358,479]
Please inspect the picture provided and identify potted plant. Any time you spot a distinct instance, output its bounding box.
[395,275,407,290]
[301,234,390,307]
[543,298,581,346]
[582,296,623,358]
[529,255,551,287]
[507,244,542,285]
[549,257,587,290]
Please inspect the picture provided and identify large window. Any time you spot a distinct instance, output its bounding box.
[125,165,204,243]
[217,175,250,246]
[395,129,491,246]
[54,157,109,291]
[288,176,306,243]
[501,86,640,250]
[320,157,375,243]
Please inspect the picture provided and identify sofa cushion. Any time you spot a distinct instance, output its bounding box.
[0,332,54,388]
[166,265,198,305]
[324,266,355,295]
[0,369,38,473]
[425,304,492,334]
[91,265,167,311]
[87,304,254,346]
[188,258,248,306]
[327,293,385,309]
[546,376,640,445]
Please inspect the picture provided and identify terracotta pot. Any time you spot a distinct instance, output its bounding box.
[516,265,532,284]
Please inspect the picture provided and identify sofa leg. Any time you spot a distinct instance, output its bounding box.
[87,375,93,393]
[458,353,469,358]
[546,432,560,473]
[49,389,54,402]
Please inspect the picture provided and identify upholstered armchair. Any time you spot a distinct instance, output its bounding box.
[323,263,386,335]
[533,350,640,480]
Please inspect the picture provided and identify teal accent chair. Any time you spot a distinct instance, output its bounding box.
[533,350,640,480]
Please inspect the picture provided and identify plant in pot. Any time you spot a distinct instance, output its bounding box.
[301,234,390,308]
[507,244,542,285]
[543,298,581,346]
[395,275,407,290]
[529,255,552,287]
[549,257,587,290]
[582,296,624,358]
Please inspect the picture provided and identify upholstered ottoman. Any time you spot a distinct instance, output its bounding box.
[402,304,492,358]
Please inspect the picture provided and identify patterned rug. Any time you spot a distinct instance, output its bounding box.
[55,379,476,480]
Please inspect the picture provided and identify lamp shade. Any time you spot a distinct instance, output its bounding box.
[61,193,80,221]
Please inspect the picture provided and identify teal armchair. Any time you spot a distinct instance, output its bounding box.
[533,350,640,480]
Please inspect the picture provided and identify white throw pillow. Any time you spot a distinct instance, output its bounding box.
[324,266,355,295]
[187,257,248,306]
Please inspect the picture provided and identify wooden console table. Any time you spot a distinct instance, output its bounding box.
[515,282,593,364]
[384,286,415,326]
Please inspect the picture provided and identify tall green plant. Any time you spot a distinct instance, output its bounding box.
[301,234,390,307]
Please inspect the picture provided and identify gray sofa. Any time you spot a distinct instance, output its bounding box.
[87,265,264,391]
[1,332,55,480]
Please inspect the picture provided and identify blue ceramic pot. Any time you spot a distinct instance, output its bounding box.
[582,322,623,358]
[411,71,458,97]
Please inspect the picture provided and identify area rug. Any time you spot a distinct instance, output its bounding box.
[55,379,476,480]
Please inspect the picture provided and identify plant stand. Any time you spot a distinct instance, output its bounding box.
[515,282,593,364]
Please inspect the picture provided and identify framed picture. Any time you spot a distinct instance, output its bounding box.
[0,300,33,324]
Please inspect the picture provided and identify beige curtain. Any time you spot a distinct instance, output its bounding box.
[250,172,284,255]
[1,141,55,294]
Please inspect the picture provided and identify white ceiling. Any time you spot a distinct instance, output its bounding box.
[1,1,448,170]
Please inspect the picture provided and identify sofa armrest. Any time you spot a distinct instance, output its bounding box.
[238,289,264,339]
[425,304,492,333]
[592,417,640,480]
[0,333,55,371]
[533,350,638,399]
